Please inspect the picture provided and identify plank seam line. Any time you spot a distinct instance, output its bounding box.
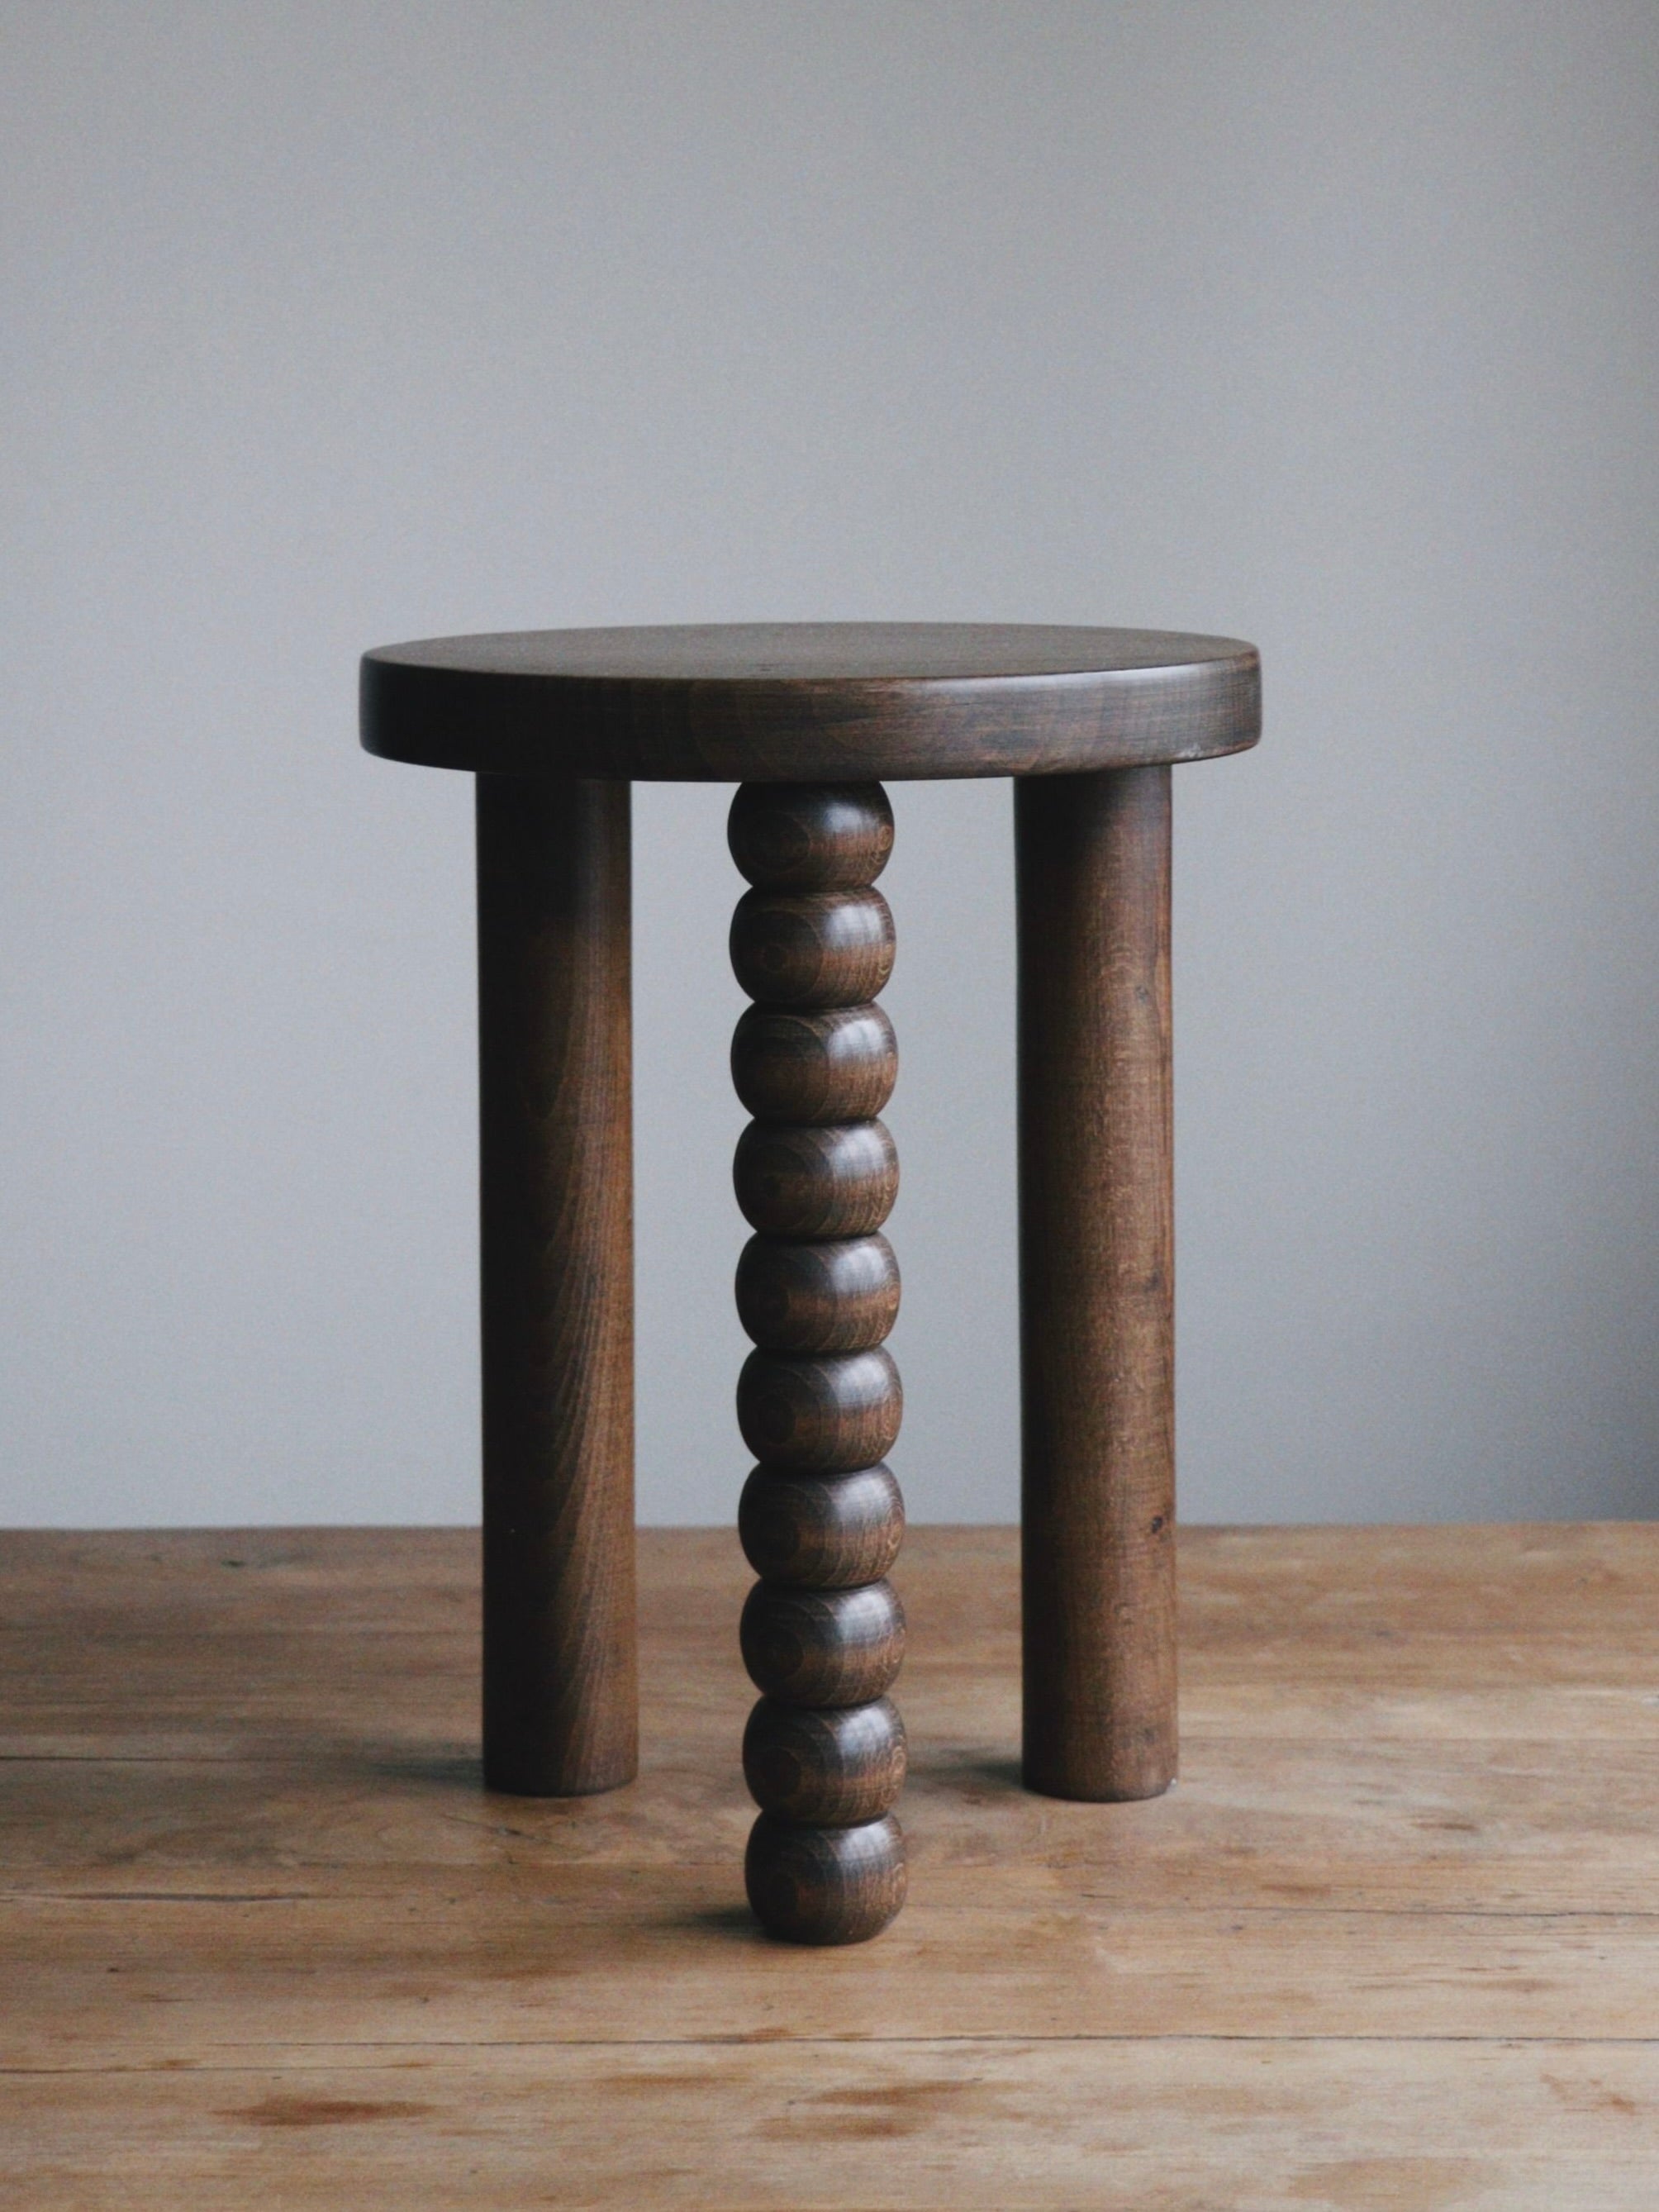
[8,1896,1659,1924]
[11,2034,1657,2069]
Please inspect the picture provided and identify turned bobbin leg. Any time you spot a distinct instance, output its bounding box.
[1016,766,1176,1802]
[476,775,638,1796]
[727,783,908,1944]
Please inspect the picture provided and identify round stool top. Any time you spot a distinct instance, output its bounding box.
[360,621,1259,782]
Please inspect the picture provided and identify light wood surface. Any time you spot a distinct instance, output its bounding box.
[6,1524,1659,2205]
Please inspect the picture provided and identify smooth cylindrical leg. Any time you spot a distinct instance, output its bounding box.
[1016,766,1175,1802]
[477,774,637,1796]
[730,783,908,1943]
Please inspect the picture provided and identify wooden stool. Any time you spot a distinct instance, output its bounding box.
[360,622,1260,1943]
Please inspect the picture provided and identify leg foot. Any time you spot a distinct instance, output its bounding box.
[744,1813,907,1946]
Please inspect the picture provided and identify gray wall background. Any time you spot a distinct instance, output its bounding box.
[3,1,1656,1528]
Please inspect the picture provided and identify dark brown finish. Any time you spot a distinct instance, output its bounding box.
[362,621,1257,1886]
[735,1233,901,1353]
[476,775,637,1797]
[1017,766,1175,1802]
[730,887,896,1007]
[732,1118,899,1239]
[742,1695,907,1824]
[362,623,1261,781]
[736,1348,903,1473]
[729,782,895,887]
[743,1813,909,1947]
[729,782,909,1943]
[739,1580,906,1707]
[738,1463,906,1588]
[730,1002,897,1124]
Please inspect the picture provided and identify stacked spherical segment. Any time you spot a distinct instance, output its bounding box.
[728,783,908,1944]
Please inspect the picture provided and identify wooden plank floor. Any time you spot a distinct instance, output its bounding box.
[5,1524,1659,2208]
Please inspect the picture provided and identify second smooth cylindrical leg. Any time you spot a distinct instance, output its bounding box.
[1016,765,1176,1803]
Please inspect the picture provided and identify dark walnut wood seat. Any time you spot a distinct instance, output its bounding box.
[360,618,1260,1948]
[360,621,1259,781]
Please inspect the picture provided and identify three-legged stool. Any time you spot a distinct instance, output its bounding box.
[360,622,1260,1943]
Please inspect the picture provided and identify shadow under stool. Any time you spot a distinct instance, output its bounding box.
[360,621,1261,1943]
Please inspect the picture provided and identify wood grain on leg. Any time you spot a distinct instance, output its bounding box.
[476,774,636,1796]
[1016,765,1175,1801]
[728,781,907,1941]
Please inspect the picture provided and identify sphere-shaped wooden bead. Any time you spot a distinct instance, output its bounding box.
[729,783,894,892]
[739,1463,906,1588]
[735,1234,900,1354]
[733,1119,899,1239]
[730,888,895,1009]
[731,1003,896,1125]
[745,1811,906,1945]
[739,1578,906,1706]
[743,1696,906,1825]
[737,1349,901,1473]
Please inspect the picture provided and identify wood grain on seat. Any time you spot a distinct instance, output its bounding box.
[360,621,1260,779]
